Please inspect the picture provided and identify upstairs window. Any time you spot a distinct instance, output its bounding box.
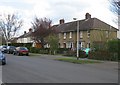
[87,30,90,38]
[69,32,72,38]
[64,33,66,39]
[80,31,83,38]
[106,31,109,38]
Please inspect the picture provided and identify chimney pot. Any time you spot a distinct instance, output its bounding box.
[29,28,32,32]
[85,13,91,19]
[59,19,65,24]
[24,31,26,34]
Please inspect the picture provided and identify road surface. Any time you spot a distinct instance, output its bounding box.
[1,54,118,83]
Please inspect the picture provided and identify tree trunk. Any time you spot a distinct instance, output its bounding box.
[53,50,56,55]
[6,40,8,46]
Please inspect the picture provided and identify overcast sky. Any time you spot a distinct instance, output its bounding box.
[0,0,118,36]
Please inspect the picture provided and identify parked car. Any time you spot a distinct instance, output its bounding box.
[7,46,16,54]
[13,47,29,56]
[0,45,7,53]
[0,51,6,65]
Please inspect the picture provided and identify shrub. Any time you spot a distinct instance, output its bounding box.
[63,50,75,56]
[63,50,86,58]
[30,47,49,54]
[57,48,70,54]
[107,39,120,53]
[89,50,118,61]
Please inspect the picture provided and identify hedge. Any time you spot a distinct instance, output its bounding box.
[30,47,72,55]
[88,50,118,61]
[57,48,70,54]
[30,47,49,54]
[63,50,86,58]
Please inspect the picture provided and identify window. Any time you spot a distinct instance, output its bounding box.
[80,31,83,38]
[64,33,66,39]
[69,32,72,38]
[63,42,66,48]
[87,42,90,48]
[87,30,90,38]
[81,42,84,48]
[106,31,109,38]
[67,42,73,48]
[58,43,60,48]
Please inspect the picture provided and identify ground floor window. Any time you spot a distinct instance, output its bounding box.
[87,42,90,48]
[81,42,85,48]
[63,43,66,48]
[67,42,74,49]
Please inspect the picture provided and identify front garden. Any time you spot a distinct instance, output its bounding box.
[8,39,120,62]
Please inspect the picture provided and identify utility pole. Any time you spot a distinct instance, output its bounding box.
[73,18,79,60]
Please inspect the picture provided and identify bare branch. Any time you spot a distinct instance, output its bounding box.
[0,13,23,44]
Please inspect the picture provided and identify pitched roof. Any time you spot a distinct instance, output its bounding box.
[18,32,32,38]
[54,18,118,33]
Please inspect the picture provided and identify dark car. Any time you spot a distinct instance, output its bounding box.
[0,45,7,53]
[0,51,6,65]
[13,47,29,56]
[7,46,16,54]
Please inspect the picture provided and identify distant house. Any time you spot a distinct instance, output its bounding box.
[17,28,33,43]
[16,28,42,48]
[53,13,118,49]
[10,37,18,43]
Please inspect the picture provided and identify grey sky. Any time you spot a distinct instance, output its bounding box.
[0,0,118,36]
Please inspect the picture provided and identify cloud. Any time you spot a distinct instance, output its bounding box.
[0,0,117,36]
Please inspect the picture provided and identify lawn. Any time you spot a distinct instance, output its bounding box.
[56,57,101,64]
[29,53,41,56]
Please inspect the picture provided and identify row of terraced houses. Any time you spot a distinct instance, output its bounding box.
[15,13,118,49]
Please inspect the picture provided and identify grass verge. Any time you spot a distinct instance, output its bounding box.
[56,57,101,64]
[29,53,41,57]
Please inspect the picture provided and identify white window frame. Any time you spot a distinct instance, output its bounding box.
[87,30,90,38]
[80,31,83,38]
[64,33,66,39]
[81,42,84,48]
[106,31,109,38]
[69,32,72,38]
[87,42,90,48]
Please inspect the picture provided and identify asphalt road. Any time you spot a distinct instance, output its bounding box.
[1,54,118,83]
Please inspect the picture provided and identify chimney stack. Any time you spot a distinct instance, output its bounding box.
[24,31,26,34]
[85,13,91,19]
[29,28,32,32]
[59,19,65,24]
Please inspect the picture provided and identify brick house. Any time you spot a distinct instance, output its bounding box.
[54,13,118,50]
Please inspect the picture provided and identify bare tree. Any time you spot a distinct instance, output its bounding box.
[110,0,120,15]
[110,0,120,24]
[31,17,53,48]
[0,13,23,45]
[109,0,120,39]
